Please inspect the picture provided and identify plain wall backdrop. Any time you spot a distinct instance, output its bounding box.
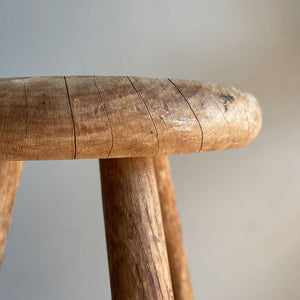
[0,0,299,299]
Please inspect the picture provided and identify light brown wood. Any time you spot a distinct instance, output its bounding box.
[0,77,74,161]
[0,160,23,267]
[100,157,174,300]
[0,76,262,160]
[169,79,261,151]
[153,156,194,300]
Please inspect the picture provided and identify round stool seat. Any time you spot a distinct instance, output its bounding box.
[0,75,263,299]
[0,76,262,161]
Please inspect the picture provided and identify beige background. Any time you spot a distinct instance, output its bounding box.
[0,0,299,299]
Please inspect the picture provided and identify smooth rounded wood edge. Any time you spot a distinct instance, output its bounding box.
[0,76,262,160]
[100,157,174,300]
[154,156,194,300]
[0,160,23,267]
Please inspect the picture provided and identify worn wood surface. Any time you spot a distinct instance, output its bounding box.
[100,157,174,300]
[0,76,262,160]
[0,161,23,267]
[153,156,193,300]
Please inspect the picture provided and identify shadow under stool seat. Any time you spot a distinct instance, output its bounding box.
[0,76,262,300]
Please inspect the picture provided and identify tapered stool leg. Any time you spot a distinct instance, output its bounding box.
[0,161,23,267]
[99,157,174,300]
[153,156,193,300]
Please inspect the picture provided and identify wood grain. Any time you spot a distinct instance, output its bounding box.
[0,76,262,160]
[0,77,74,160]
[0,160,23,267]
[169,79,262,151]
[153,156,193,300]
[100,157,174,300]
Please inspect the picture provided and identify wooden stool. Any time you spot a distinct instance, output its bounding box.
[0,76,262,299]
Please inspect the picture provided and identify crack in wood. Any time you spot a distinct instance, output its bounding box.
[168,79,203,152]
[20,84,29,152]
[94,77,114,158]
[64,76,77,159]
[127,77,160,155]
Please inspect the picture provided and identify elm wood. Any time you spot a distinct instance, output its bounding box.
[170,80,262,151]
[100,157,174,300]
[94,76,157,158]
[128,77,201,155]
[153,156,193,300]
[0,77,74,161]
[64,76,112,159]
[0,161,23,267]
[0,76,262,161]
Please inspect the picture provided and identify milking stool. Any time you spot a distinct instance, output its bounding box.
[0,76,262,299]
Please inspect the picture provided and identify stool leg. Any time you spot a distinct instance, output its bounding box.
[0,161,23,267]
[153,156,194,300]
[99,157,174,300]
